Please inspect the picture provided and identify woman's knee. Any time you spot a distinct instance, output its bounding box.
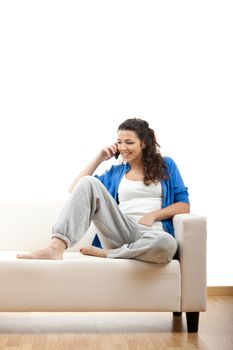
[74,176,100,192]
[151,234,177,263]
[78,175,97,186]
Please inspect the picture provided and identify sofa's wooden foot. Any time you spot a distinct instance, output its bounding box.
[173,312,182,317]
[186,312,199,333]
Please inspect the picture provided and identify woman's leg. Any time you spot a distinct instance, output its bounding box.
[107,229,177,264]
[83,226,177,264]
[17,176,137,259]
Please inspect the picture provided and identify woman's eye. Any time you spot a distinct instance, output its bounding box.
[117,141,134,145]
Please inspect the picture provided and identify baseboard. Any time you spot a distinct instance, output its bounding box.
[207,286,233,296]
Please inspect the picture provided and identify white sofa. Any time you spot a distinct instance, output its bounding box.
[0,200,207,332]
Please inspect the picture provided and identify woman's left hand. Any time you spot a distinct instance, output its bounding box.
[138,213,155,227]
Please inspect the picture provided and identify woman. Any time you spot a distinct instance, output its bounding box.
[17,118,190,263]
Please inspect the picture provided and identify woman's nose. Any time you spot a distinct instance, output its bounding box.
[120,144,127,151]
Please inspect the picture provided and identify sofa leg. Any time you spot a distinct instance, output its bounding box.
[186,312,199,333]
[173,312,182,317]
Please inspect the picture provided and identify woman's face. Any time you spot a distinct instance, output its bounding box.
[117,130,144,164]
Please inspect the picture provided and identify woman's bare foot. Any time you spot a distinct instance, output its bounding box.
[16,247,63,260]
[16,238,66,260]
[80,246,108,258]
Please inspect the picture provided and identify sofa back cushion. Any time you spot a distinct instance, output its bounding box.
[0,200,92,251]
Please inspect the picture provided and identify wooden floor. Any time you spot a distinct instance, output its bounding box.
[0,296,232,350]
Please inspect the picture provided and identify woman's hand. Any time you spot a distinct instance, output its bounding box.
[137,203,190,226]
[99,143,119,161]
[138,213,155,227]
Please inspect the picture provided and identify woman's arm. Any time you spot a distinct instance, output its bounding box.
[138,202,190,227]
[68,144,118,193]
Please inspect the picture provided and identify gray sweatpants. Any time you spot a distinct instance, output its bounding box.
[52,176,177,264]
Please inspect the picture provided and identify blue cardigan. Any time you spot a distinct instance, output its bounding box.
[94,156,189,237]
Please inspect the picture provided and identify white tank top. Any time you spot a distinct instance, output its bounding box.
[118,175,163,229]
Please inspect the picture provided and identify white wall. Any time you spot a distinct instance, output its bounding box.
[0,1,232,286]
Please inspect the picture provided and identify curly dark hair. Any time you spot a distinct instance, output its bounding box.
[118,118,168,185]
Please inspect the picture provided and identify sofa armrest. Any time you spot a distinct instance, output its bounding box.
[173,213,207,311]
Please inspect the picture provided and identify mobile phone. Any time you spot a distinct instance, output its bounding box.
[114,150,120,159]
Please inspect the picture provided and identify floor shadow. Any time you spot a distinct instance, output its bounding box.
[0,312,187,334]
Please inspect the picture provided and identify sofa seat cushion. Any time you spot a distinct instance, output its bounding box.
[0,251,181,312]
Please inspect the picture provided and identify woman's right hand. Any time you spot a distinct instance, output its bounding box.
[99,143,119,161]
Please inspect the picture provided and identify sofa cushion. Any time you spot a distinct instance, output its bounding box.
[0,252,181,312]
